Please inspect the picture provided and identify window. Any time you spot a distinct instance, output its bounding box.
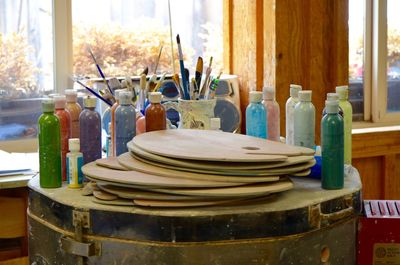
[0,0,223,144]
[349,0,400,123]
[0,0,53,141]
[72,0,223,77]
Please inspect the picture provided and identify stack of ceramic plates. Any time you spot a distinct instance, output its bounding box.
[82,129,315,208]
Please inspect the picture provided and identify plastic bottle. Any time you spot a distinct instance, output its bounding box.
[115,91,136,156]
[294,90,315,149]
[66,138,83,188]
[336,85,353,164]
[322,93,344,117]
[246,91,267,139]
[210,118,221,131]
[285,84,302,145]
[321,100,344,189]
[111,89,123,156]
[38,99,62,188]
[54,95,71,181]
[145,92,166,132]
[79,97,102,164]
[65,89,82,138]
[262,87,280,141]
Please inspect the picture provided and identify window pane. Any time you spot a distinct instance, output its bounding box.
[72,0,223,77]
[387,0,400,112]
[348,0,365,121]
[0,0,53,141]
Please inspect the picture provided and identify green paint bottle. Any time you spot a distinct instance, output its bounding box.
[321,99,344,190]
[38,99,62,188]
[336,86,352,164]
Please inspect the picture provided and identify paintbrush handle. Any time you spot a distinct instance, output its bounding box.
[179,61,189,99]
[75,80,113,107]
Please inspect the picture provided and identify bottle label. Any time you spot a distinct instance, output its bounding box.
[67,155,83,188]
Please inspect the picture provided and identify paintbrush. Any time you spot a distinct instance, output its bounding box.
[154,45,163,74]
[139,74,147,112]
[176,34,189,99]
[72,78,113,107]
[195,57,203,90]
[206,72,223,100]
[87,46,114,96]
[154,72,167,91]
[184,68,190,98]
[191,77,199,100]
[173,73,184,98]
[141,67,149,76]
[146,74,158,93]
[200,57,213,98]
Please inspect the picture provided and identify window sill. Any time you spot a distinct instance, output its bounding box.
[352,121,400,134]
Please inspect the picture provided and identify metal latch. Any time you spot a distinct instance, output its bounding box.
[309,195,354,229]
[60,209,101,260]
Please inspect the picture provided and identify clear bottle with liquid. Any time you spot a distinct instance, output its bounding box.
[79,97,102,164]
[246,91,267,139]
[294,90,315,149]
[285,84,302,145]
[336,85,352,164]
[115,91,136,156]
[262,87,280,141]
[38,99,62,188]
[66,138,83,188]
[321,100,344,189]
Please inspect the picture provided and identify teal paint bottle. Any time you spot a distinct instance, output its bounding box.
[38,99,62,188]
[321,99,344,190]
[246,91,267,139]
[293,90,315,149]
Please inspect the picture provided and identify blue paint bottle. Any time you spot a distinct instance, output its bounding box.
[246,91,267,139]
[115,91,136,156]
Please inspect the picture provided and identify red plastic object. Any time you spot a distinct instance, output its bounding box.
[357,200,400,265]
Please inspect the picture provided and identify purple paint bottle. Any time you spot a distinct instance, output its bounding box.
[79,97,101,164]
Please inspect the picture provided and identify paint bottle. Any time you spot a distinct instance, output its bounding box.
[322,93,344,117]
[294,90,315,149]
[111,89,123,156]
[65,89,82,138]
[54,95,71,181]
[246,91,267,139]
[115,91,136,156]
[79,97,102,164]
[285,84,302,145]
[66,138,83,188]
[210,117,221,131]
[262,87,280,141]
[106,123,113,157]
[38,99,61,188]
[321,100,344,189]
[145,92,166,132]
[336,85,352,164]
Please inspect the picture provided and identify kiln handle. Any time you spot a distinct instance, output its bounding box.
[320,206,354,223]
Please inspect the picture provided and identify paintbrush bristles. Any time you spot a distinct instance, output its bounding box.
[176,34,180,44]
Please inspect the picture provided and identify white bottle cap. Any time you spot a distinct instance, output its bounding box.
[262,87,275,100]
[210,118,221,130]
[54,95,67,109]
[65,89,78,102]
[83,96,97,108]
[289,84,302,98]
[335,85,349,100]
[119,91,132,105]
[114,89,126,102]
[68,138,80,152]
[326,93,339,101]
[325,100,339,114]
[249,91,263,103]
[298,90,312,102]
[149,92,162,103]
[42,99,55,112]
